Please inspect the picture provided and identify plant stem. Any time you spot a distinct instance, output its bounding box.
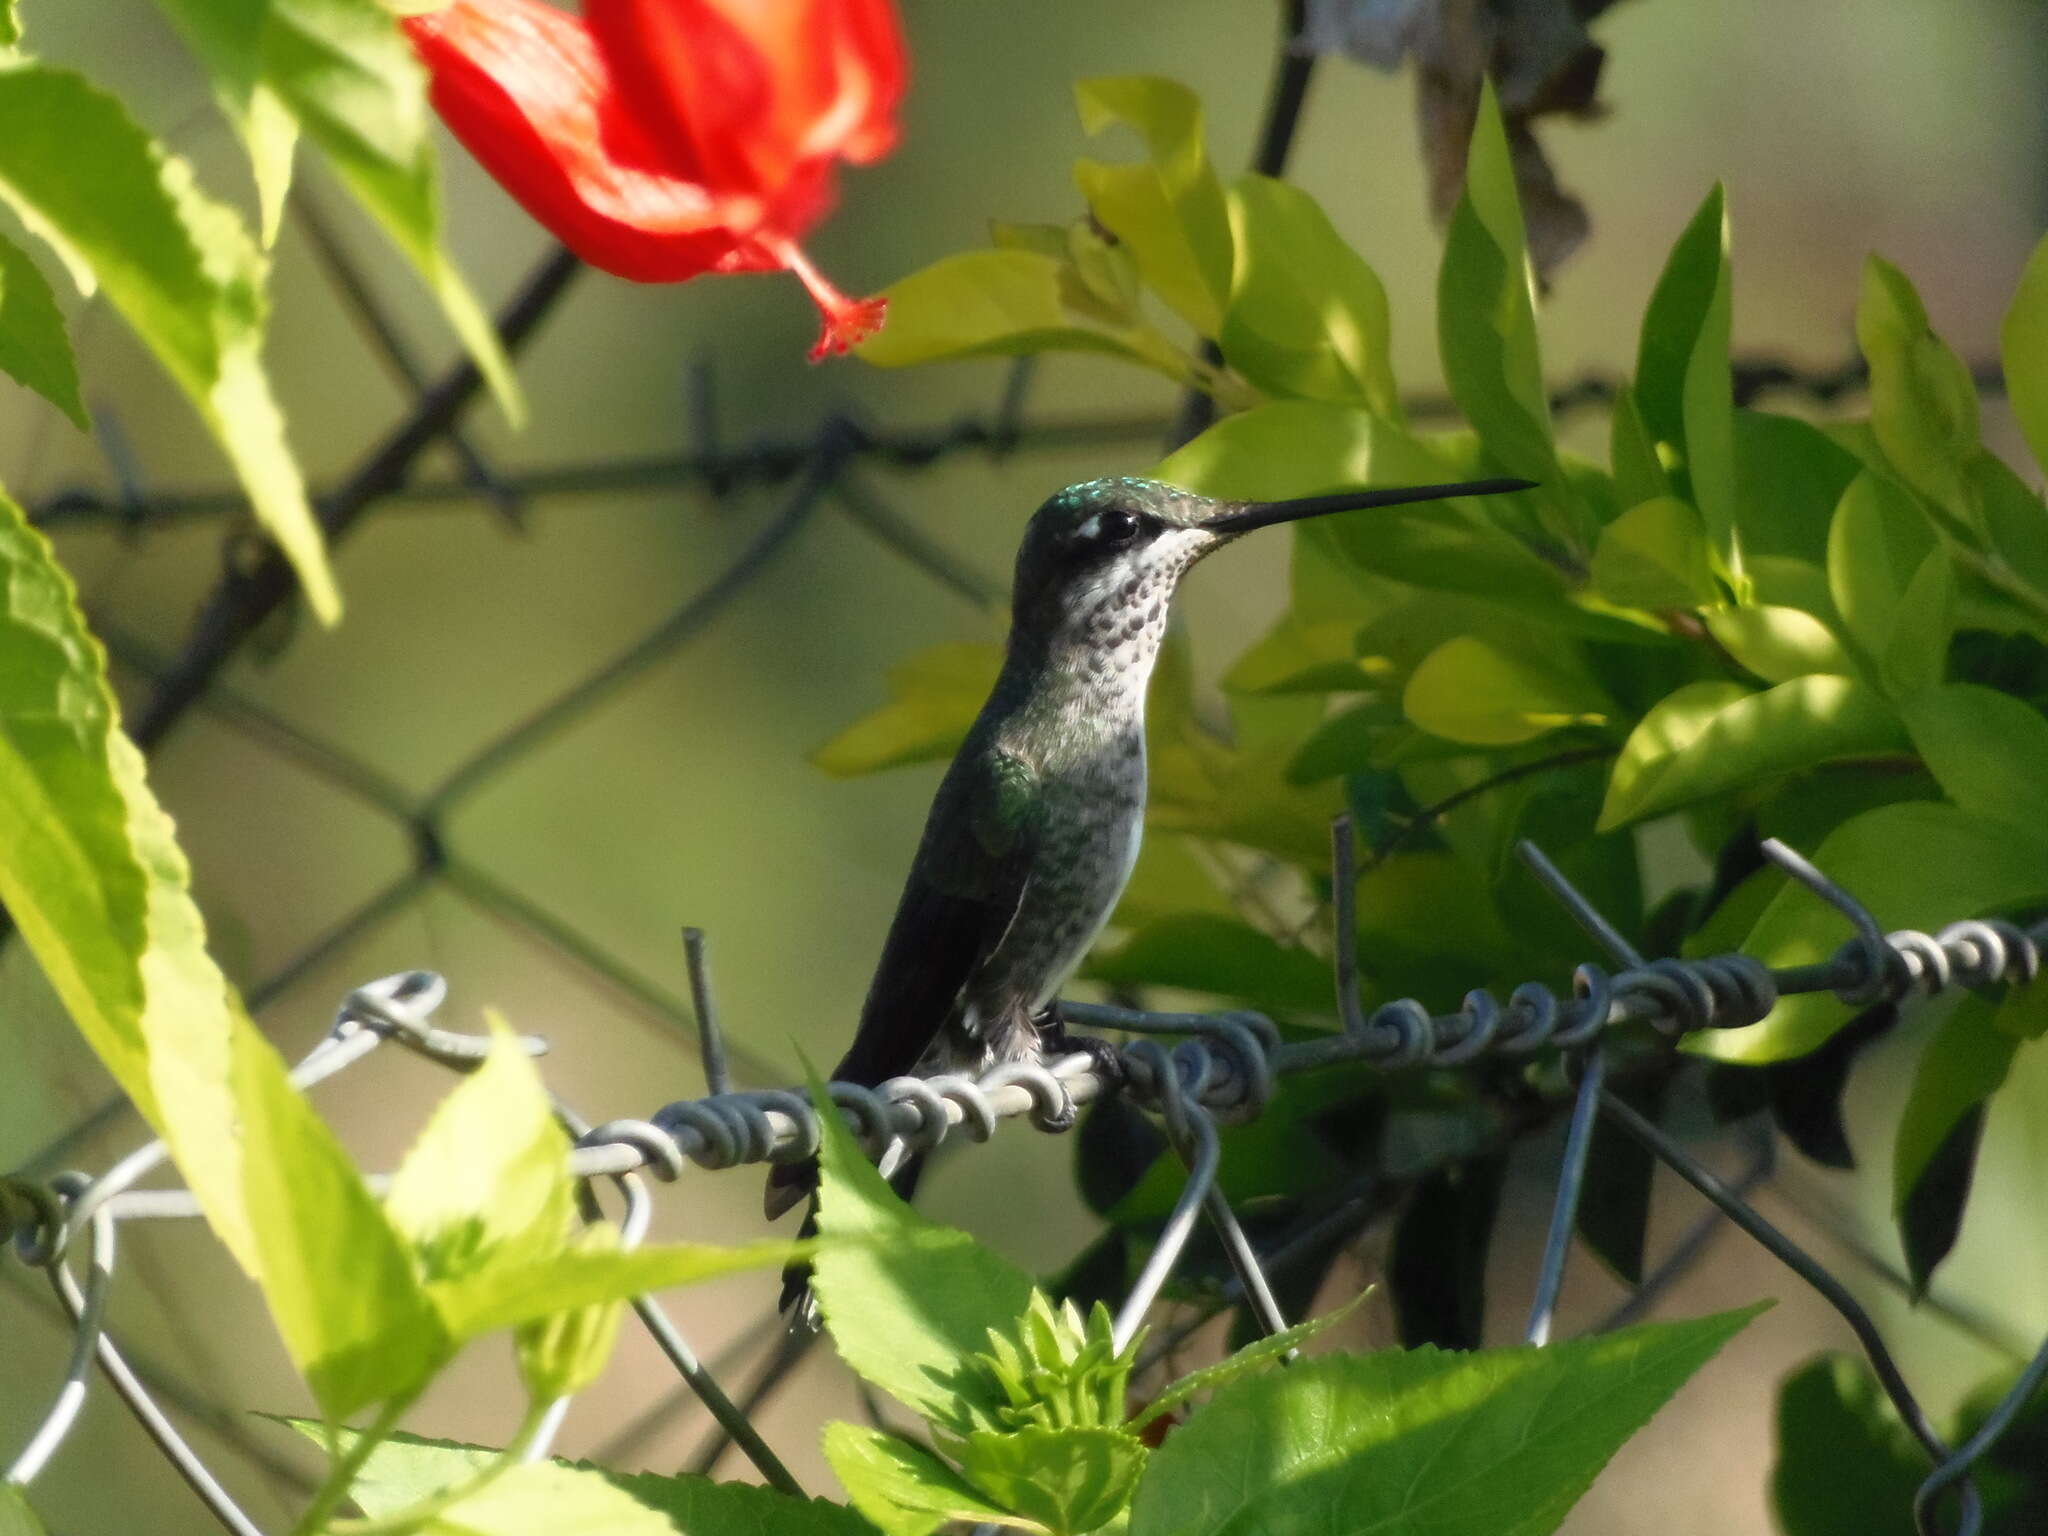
[292,1391,421,1536]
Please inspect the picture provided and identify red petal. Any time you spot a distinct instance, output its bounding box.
[403,0,758,281]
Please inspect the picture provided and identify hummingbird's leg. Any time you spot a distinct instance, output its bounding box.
[1033,999,1128,1115]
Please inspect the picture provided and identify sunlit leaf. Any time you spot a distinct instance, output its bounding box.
[811,642,1003,778]
[2002,230,2048,480]
[1436,79,1556,489]
[1636,185,1738,582]
[514,1224,626,1400]
[0,1486,45,1536]
[1589,497,1717,610]
[824,1423,1037,1536]
[0,232,83,426]
[1707,802,2048,1062]
[1221,173,1399,418]
[950,1426,1145,1536]
[859,248,1188,381]
[1072,75,1232,336]
[1703,605,1852,684]
[1827,470,1950,698]
[0,62,339,621]
[1131,1289,1369,1430]
[811,1079,1035,1432]
[0,491,437,1418]
[1597,676,1905,831]
[1128,1308,1766,1536]
[1403,634,1609,746]
[1857,255,1980,525]
[150,0,522,416]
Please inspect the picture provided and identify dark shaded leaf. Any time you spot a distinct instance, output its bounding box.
[1764,1004,1898,1169]
[1576,1073,1663,1286]
[1898,1103,1985,1297]
[1771,1354,1922,1536]
[1075,1096,1167,1218]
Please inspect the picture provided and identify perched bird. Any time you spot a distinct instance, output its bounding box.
[767,472,1533,1316]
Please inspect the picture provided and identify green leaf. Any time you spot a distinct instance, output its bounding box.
[1772,1354,1924,1536]
[1733,408,1862,563]
[386,1018,572,1288]
[859,248,1187,380]
[824,1422,1039,1536]
[1590,497,1718,609]
[1636,185,1738,582]
[1609,389,1671,510]
[1086,913,1335,1015]
[1072,75,1232,336]
[952,1426,1145,1536]
[0,233,83,426]
[292,1425,872,1534]
[1827,470,1951,698]
[1970,449,2048,629]
[1902,683,2048,829]
[1131,1289,1369,1431]
[0,0,18,47]
[1703,605,1852,684]
[1706,802,2048,1063]
[1893,995,2014,1291]
[0,491,438,1416]
[1220,174,1398,418]
[1597,675,1905,831]
[1858,255,1981,522]
[1128,1308,1767,1536]
[1436,80,1556,489]
[811,1080,1035,1432]
[430,1237,810,1341]
[514,1223,626,1400]
[1224,613,1375,695]
[812,643,1003,778]
[0,62,338,622]
[150,0,521,418]
[1403,635,1609,747]
[0,1487,46,1536]
[2002,230,2048,479]
[418,1461,681,1536]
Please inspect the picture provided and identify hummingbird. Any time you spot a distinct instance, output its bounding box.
[766,472,1534,1312]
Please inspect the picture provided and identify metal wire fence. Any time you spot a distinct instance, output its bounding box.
[5,14,2047,1535]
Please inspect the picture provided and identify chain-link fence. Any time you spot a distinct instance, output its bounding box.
[6,11,2048,1534]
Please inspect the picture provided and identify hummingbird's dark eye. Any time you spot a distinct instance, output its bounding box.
[1094,508,1142,546]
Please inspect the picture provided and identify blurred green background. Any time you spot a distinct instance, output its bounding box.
[4,2,2048,1531]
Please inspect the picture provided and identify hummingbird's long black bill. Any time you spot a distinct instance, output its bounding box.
[1207,476,1538,534]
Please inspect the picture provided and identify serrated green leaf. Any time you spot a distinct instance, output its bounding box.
[1131,1290,1368,1431]
[289,1424,872,1534]
[0,490,437,1416]
[1129,1308,1766,1536]
[1072,76,1231,336]
[421,1461,680,1535]
[812,1079,1035,1432]
[1637,185,1738,583]
[514,1224,625,1400]
[1597,675,1904,831]
[430,1237,810,1341]
[1590,497,1718,609]
[1220,174,1398,418]
[1902,683,2048,829]
[1436,80,1556,489]
[386,1018,572,1288]
[824,1422,1040,1536]
[1858,255,1981,523]
[812,642,1002,778]
[1772,1354,1924,1536]
[1705,802,2048,1063]
[0,62,338,621]
[951,1426,1145,1536]
[859,248,1187,380]
[0,232,83,426]
[1403,635,1609,746]
[1703,605,1852,684]
[2003,230,2048,480]
[150,0,521,416]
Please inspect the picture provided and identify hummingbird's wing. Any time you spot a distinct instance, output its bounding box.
[829,746,1043,1087]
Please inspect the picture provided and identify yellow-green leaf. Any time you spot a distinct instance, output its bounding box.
[0,231,84,427]
[812,642,1002,777]
[2001,230,2048,478]
[1403,635,1609,746]
[0,62,339,621]
[1857,255,1980,523]
[1590,497,1717,610]
[1703,605,1852,684]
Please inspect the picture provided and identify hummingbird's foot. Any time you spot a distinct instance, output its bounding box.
[1035,1002,1127,1104]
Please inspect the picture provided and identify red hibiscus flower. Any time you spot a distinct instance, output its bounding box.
[403,0,904,359]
